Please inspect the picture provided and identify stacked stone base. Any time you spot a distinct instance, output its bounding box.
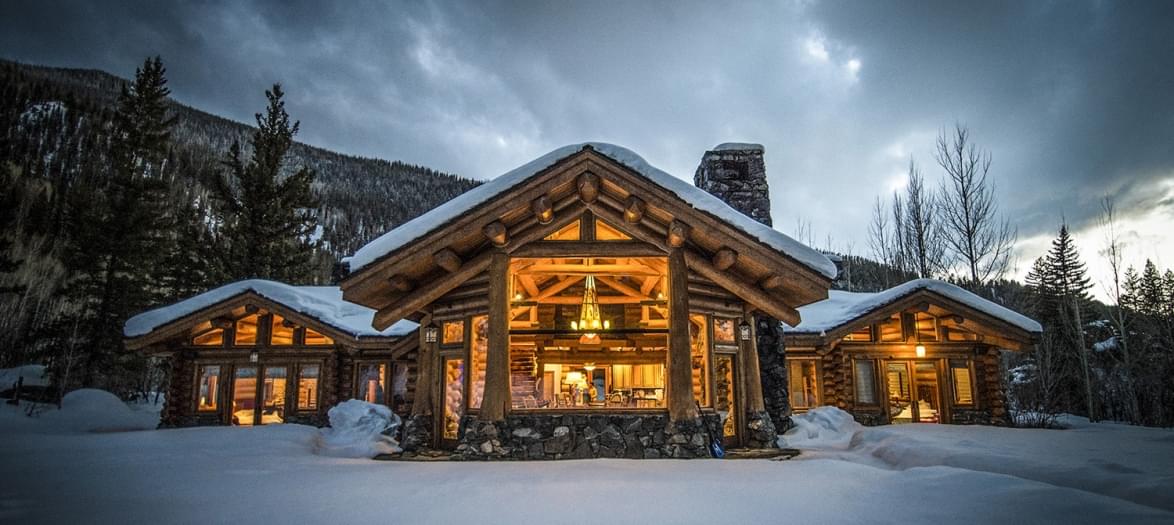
[452,413,723,460]
[400,414,434,451]
[744,410,781,449]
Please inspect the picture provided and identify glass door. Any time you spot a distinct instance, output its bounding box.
[886,362,913,424]
[231,366,257,426]
[913,362,941,423]
[714,353,739,447]
[441,357,465,447]
[261,366,287,424]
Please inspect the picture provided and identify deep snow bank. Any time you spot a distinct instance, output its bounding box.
[778,406,862,448]
[314,399,402,458]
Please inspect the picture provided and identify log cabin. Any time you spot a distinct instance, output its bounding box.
[336,143,837,458]
[124,280,419,427]
[783,279,1043,426]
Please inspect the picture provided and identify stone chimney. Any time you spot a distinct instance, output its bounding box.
[694,142,788,443]
[693,143,772,227]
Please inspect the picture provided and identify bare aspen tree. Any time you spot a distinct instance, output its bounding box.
[891,191,909,276]
[902,158,946,278]
[868,196,892,287]
[1099,197,1140,423]
[935,123,1016,290]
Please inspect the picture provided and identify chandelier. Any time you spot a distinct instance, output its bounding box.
[571,275,608,344]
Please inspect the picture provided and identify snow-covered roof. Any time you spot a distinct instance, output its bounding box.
[713,142,764,152]
[124,279,418,339]
[785,279,1043,335]
[347,143,835,279]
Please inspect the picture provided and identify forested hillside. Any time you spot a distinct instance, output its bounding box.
[0,58,478,387]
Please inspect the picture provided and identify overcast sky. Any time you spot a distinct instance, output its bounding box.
[3,0,1172,295]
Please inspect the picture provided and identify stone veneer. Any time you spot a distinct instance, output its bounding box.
[451,413,724,460]
[400,414,434,451]
[694,144,792,432]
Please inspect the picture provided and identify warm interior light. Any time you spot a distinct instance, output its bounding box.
[514,292,523,301]
[564,371,585,385]
[583,363,596,371]
[915,344,927,357]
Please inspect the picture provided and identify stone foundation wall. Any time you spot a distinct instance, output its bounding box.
[400,414,434,451]
[452,413,724,460]
[745,410,781,447]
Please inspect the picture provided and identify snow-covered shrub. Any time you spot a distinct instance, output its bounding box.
[778,406,862,448]
[314,400,402,458]
[39,388,160,433]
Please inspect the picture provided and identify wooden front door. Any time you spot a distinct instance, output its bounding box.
[885,360,941,424]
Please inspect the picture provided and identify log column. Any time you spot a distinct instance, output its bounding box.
[667,248,698,421]
[410,313,436,417]
[739,313,767,413]
[479,250,511,420]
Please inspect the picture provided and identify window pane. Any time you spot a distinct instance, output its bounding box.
[878,314,903,342]
[442,321,464,345]
[262,367,286,424]
[443,358,465,439]
[357,363,386,404]
[952,360,974,405]
[304,328,333,345]
[391,362,409,414]
[298,365,320,411]
[232,367,257,426]
[595,219,631,240]
[714,355,737,438]
[270,315,295,345]
[886,362,912,423]
[690,314,709,406]
[193,329,224,346]
[713,318,735,344]
[789,360,819,409]
[469,316,488,409]
[197,365,220,411]
[854,360,877,404]
[543,219,580,240]
[234,314,260,345]
[915,313,938,342]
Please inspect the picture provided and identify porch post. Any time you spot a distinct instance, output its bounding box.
[480,249,511,421]
[740,313,767,413]
[411,313,435,417]
[667,248,698,421]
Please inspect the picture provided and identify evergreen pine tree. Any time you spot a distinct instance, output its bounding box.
[212,84,319,283]
[60,56,176,388]
[1139,260,1165,317]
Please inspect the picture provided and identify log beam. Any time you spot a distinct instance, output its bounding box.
[624,195,646,224]
[480,250,511,421]
[667,220,690,248]
[530,195,554,224]
[388,275,413,293]
[509,240,664,258]
[432,248,462,273]
[577,172,600,203]
[411,313,436,417]
[482,221,509,247]
[683,249,801,326]
[740,312,767,413]
[372,251,493,330]
[712,247,738,271]
[667,248,699,421]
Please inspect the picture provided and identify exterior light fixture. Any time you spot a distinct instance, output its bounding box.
[249,351,259,363]
[915,344,926,358]
[424,322,439,344]
[739,320,752,341]
[514,292,523,301]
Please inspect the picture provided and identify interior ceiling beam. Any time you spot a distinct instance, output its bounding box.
[595,275,653,300]
[509,240,665,259]
[514,264,661,276]
[517,275,541,297]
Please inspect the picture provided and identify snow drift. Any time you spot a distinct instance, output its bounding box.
[779,406,862,448]
[40,389,160,433]
[314,399,402,458]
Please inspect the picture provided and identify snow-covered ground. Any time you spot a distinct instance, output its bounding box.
[1,399,1171,524]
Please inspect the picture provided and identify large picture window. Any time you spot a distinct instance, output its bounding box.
[356,363,387,404]
[788,359,820,409]
[298,365,320,411]
[854,359,877,405]
[197,365,220,411]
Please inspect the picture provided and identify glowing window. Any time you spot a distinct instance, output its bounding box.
[356,363,386,404]
[595,219,631,240]
[854,360,877,405]
[197,365,220,411]
[789,359,820,409]
[690,313,709,406]
[442,321,464,345]
[469,315,488,409]
[443,358,465,439]
[544,220,580,241]
[234,314,260,345]
[298,365,319,411]
[878,314,904,342]
[270,314,295,345]
[951,359,974,405]
[915,312,939,342]
[713,318,736,344]
[193,329,224,346]
[304,328,333,345]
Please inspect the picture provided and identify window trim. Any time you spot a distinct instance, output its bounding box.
[949,358,977,407]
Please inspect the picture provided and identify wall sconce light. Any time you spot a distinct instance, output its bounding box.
[424,322,439,344]
[739,320,752,341]
[915,344,927,358]
[249,351,259,363]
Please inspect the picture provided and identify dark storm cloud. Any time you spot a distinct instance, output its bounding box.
[3,0,1172,269]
